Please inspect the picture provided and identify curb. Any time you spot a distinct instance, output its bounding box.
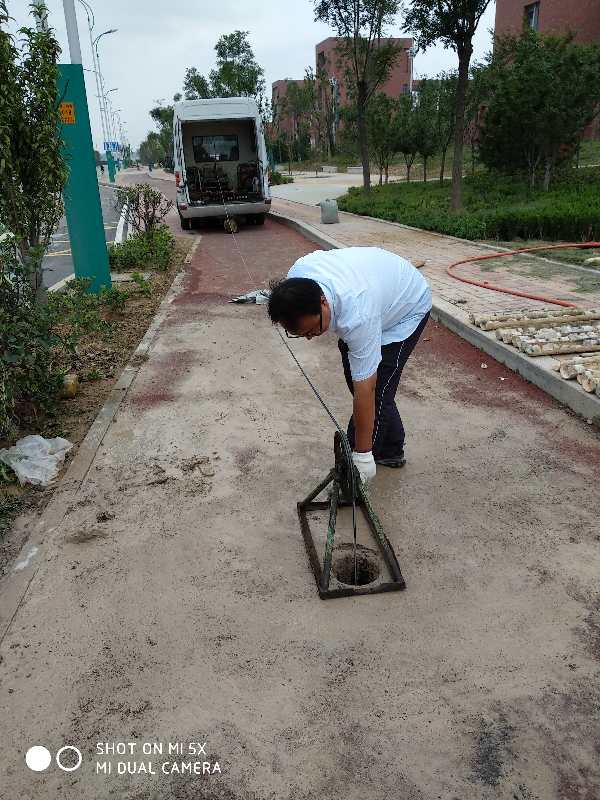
[0,258,188,644]
[270,209,600,426]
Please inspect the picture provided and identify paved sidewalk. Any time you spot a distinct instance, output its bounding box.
[272,198,600,313]
[1,217,600,799]
[272,199,600,423]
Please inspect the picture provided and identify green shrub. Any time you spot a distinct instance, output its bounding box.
[337,168,600,241]
[269,171,294,186]
[115,183,173,234]
[99,286,129,312]
[108,234,152,272]
[1,228,63,437]
[108,225,174,272]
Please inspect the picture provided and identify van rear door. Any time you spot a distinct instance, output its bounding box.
[174,118,189,206]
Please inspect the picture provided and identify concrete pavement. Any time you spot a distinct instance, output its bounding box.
[1,216,599,799]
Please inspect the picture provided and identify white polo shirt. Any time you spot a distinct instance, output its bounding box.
[287,247,431,381]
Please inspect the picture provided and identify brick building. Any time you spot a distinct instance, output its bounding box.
[314,36,413,108]
[271,79,307,137]
[495,0,600,44]
[271,36,414,148]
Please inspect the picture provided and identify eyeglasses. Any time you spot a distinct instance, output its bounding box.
[285,308,322,339]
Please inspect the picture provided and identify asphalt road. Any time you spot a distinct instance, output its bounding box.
[42,183,122,289]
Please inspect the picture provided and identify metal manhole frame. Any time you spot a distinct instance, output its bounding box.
[297,432,406,600]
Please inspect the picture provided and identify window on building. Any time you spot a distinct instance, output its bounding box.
[524,2,540,31]
[402,84,409,95]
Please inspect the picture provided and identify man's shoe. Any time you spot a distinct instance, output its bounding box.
[375,453,406,468]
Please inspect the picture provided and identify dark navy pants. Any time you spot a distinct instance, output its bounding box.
[338,313,429,460]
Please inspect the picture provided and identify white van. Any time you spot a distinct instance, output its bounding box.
[173,97,271,231]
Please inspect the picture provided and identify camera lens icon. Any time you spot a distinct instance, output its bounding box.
[25,746,51,772]
[25,745,82,772]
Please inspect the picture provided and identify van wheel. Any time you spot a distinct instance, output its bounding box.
[253,214,265,225]
[224,218,238,234]
[180,216,191,231]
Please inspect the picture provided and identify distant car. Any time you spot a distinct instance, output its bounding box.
[173,96,271,231]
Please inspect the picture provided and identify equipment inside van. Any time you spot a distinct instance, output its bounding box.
[173,97,271,232]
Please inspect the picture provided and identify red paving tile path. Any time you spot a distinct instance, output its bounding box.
[174,217,316,303]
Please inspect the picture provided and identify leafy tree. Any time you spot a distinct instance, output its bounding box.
[414,78,439,182]
[139,132,165,167]
[463,61,488,176]
[0,1,67,301]
[149,94,181,170]
[210,31,265,99]
[314,0,402,192]
[315,62,339,156]
[395,93,419,182]
[366,93,397,184]
[0,223,61,436]
[434,71,457,183]
[183,67,211,100]
[478,31,600,190]
[405,0,492,209]
[183,30,265,105]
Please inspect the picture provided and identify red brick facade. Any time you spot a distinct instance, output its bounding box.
[271,79,307,137]
[271,36,414,145]
[495,0,600,44]
[314,36,413,108]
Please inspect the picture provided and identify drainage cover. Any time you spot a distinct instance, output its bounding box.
[332,544,380,587]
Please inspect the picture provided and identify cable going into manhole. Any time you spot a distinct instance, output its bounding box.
[214,178,360,586]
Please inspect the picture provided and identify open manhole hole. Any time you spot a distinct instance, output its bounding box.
[332,544,380,587]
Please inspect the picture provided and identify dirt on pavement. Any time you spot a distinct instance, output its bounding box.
[1,217,599,800]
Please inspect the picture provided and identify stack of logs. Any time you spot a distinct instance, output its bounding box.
[552,354,600,396]
[469,308,600,356]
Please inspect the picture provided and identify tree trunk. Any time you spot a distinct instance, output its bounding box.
[423,156,427,183]
[451,47,472,211]
[379,169,383,186]
[384,164,389,184]
[407,163,411,182]
[543,158,553,192]
[357,83,370,193]
[440,148,447,184]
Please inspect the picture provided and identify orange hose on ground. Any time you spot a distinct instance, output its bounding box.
[447,242,600,308]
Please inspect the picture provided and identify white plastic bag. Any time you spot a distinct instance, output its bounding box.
[0,435,73,487]
[230,288,271,304]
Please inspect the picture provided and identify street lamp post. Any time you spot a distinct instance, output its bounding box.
[105,89,119,144]
[93,28,117,180]
[59,0,111,291]
[76,0,106,150]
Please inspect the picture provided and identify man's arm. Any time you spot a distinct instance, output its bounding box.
[352,373,378,452]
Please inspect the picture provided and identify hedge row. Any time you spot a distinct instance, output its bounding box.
[337,169,600,242]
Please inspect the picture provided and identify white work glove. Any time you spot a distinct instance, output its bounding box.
[352,451,376,485]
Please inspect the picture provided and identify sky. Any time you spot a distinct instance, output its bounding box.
[9,0,496,151]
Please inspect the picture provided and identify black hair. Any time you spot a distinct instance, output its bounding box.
[267,277,322,330]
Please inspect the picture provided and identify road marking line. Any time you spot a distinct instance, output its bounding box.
[48,273,75,292]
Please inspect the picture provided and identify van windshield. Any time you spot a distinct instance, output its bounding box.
[192,135,239,162]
